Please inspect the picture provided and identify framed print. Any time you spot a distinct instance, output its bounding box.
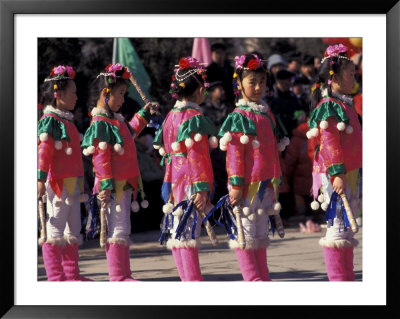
[1,0,399,317]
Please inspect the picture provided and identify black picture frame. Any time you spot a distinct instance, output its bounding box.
[1,0,399,317]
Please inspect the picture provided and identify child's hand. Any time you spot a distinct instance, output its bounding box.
[38,180,46,200]
[229,188,243,206]
[144,102,160,115]
[333,174,346,195]
[194,191,207,213]
[98,189,112,203]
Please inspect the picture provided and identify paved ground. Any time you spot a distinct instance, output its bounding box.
[37,216,362,282]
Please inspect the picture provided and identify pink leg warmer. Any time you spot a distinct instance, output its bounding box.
[254,248,271,281]
[323,247,347,281]
[123,245,137,281]
[235,248,263,281]
[344,247,355,281]
[180,248,203,281]
[172,248,186,281]
[42,243,66,281]
[61,244,93,281]
[106,243,136,281]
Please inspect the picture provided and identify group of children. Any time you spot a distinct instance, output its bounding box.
[37,43,362,282]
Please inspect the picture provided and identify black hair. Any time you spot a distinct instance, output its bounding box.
[87,66,129,115]
[170,66,205,100]
[211,42,226,52]
[310,50,354,111]
[39,77,74,108]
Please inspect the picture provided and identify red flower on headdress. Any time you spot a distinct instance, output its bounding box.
[122,67,131,79]
[105,64,113,72]
[172,75,176,81]
[247,59,259,70]
[179,58,190,69]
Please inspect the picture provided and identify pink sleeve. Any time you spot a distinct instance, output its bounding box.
[38,136,54,180]
[129,110,149,137]
[92,139,114,190]
[226,132,245,186]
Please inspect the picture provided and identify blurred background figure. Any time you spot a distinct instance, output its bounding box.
[286,51,302,77]
[297,54,317,101]
[266,53,288,100]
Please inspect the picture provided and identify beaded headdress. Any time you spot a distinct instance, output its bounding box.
[96,63,131,84]
[232,53,266,96]
[44,65,76,98]
[320,43,352,85]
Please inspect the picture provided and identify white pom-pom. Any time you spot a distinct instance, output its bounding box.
[345,125,353,134]
[320,120,329,130]
[337,122,346,131]
[114,143,122,152]
[321,202,329,211]
[310,128,319,137]
[257,209,265,216]
[185,138,194,148]
[141,200,149,209]
[209,136,218,148]
[223,132,232,142]
[194,133,202,142]
[171,141,180,152]
[172,206,184,217]
[274,202,282,211]
[162,203,174,214]
[65,147,72,155]
[153,144,161,150]
[252,139,260,149]
[278,142,286,152]
[99,141,108,150]
[306,131,313,139]
[54,140,63,150]
[219,142,227,151]
[79,133,84,142]
[242,206,251,216]
[79,193,89,202]
[240,134,249,144]
[311,200,320,210]
[65,196,74,206]
[317,194,325,203]
[247,213,256,222]
[87,145,95,154]
[116,204,122,213]
[39,132,48,142]
[82,149,89,156]
[282,137,290,146]
[159,147,166,156]
[131,201,140,212]
[117,148,125,156]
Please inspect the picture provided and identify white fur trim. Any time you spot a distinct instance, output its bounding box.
[65,196,74,206]
[223,132,232,142]
[273,202,282,211]
[321,202,329,211]
[166,238,201,249]
[242,206,251,216]
[172,206,184,217]
[87,145,95,154]
[99,141,108,150]
[209,136,218,148]
[90,107,109,117]
[319,237,359,248]
[131,201,140,212]
[141,200,149,209]
[159,147,166,156]
[337,122,346,131]
[79,193,89,202]
[153,144,161,150]
[247,213,256,222]
[65,147,72,155]
[318,194,325,203]
[54,140,63,150]
[39,132,49,142]
[162,203,174,214]
[252,139,260,149]
[320,120,329,129]
[174,100,202,112]
[311,200,320,210]
[257,208,265,216]
[310,127,319,137]
[194,133,202,142]
[236,98,269,113]
[345,125,354,134]
[184,138,194,148]
[44,237,66,247]
[64,235,82,246]
[114,143,122,152]
[171,142,180,152]
[229,237,260,250]
[240,134,249,144]
[43,105,74,121]
[116,204,122,213]
[107,237,129,246]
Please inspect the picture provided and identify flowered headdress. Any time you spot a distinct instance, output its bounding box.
[96,63,131,104]
[169,56,209,99]
[44,65,76,98]
[320,43,351,85]
[232,53,266,96]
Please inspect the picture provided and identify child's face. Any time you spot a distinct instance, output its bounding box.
[334,63,356,95]
[107,84,127,112]
[238,72,267,103]
[56,81,77,111]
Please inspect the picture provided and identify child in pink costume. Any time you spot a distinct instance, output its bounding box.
[81,64,154,281]
[154,57,218,281]
[38,65,92,281]
[218,54,289,281]
[306,44,362,281]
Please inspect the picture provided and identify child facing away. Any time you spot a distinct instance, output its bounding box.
[154,57,219,281]
[306,43,362,281]
[37,65,92,281]
[81,63,156,281]
[217,54,290,281]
